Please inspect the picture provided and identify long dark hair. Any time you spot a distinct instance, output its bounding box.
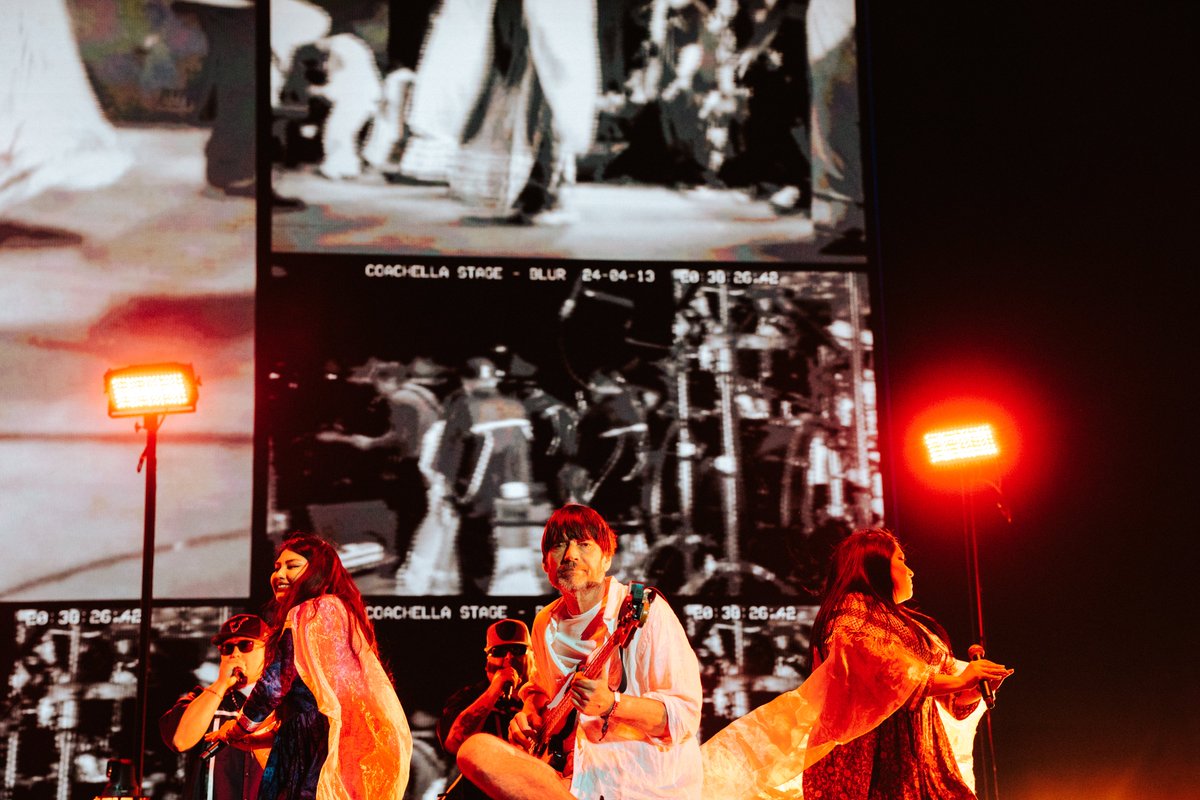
[268,534,378,660]
[812,528,949,659]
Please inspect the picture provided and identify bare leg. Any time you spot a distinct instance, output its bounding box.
[457,734,575,800]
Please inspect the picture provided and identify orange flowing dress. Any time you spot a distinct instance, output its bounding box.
[702,593,981,799]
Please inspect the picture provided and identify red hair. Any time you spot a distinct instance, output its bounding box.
[540,504,618,563]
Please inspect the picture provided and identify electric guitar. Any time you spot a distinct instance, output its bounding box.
[529,583,656,773]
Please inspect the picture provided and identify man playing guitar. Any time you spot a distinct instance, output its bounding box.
[456,504,703,800]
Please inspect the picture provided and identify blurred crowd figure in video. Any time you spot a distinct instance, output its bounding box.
[505,354,580,505]
[400,0,600,223]
[738,0,862,231]
[609,0,862,233]
[172,0,257,198]
[1,0,131,240]
[572,369,650,522]
[317,359,442,573]
[435,357,534,596]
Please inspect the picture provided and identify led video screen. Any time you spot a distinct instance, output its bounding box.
[0,0,255,602]
[270,0,866,263]
[263,261,880,599]
[1,1,878,798]
[0,597,818,800]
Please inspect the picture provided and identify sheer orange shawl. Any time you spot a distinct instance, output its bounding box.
[701,595,951,799]
[287,596,412,800]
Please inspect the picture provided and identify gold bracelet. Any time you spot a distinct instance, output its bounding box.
[202,687,223,699]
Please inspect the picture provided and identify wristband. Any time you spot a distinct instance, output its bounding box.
[600,691,622,739]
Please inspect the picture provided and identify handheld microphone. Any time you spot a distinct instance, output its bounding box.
[967,644,996,709]
[199,669,246,760]
[200,738,226,761]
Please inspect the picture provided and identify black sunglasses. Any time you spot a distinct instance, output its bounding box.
[218,640,259,656]
[488,644,528,658]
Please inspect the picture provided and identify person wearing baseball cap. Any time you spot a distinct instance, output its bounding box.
[160,613,271,800]
[436,619,534,799]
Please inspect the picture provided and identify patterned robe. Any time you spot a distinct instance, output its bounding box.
[702,593,981,799]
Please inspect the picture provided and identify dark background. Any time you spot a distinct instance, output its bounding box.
[865,1,1196,797]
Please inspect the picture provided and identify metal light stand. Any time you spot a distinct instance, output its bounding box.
[131,413,164,793]
[102,362,196,798]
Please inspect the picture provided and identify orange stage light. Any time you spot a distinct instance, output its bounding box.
[924,423,1000,465]
[901,394,1022,494]
[104,362,198,418]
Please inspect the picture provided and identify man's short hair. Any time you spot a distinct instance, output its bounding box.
[540,504,618,561]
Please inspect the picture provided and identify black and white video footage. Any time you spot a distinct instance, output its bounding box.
[270,0,865,261]
[263,265,882,600]
[0,606,249,800]
[1,1,256,601]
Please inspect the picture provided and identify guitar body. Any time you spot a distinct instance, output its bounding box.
[542,709,577,774]
[528,584,655,775]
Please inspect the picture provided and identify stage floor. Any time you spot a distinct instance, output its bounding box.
[272,164,863,264]
[0,126,254,601]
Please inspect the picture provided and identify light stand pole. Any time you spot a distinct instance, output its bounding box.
[924,423,1002,800]
[132,412,160,789]
[103,363,198,797]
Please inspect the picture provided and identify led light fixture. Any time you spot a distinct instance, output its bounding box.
[923,423,999,465]
[104,362,198,418]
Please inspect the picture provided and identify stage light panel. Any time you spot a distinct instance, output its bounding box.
[104,363,198,418]
[924,423,999,465]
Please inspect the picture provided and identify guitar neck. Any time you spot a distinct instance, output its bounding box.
[540,633,621,732]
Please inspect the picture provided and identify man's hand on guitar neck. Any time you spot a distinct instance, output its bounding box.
[568,670,615,717]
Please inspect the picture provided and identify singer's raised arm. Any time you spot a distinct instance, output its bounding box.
[925,655,1013,700]
[442,665,521,754]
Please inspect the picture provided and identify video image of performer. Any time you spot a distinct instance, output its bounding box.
[270,0,865,262]
[262,263,882,600]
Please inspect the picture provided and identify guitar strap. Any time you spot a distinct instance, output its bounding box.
[614,582,647,693]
